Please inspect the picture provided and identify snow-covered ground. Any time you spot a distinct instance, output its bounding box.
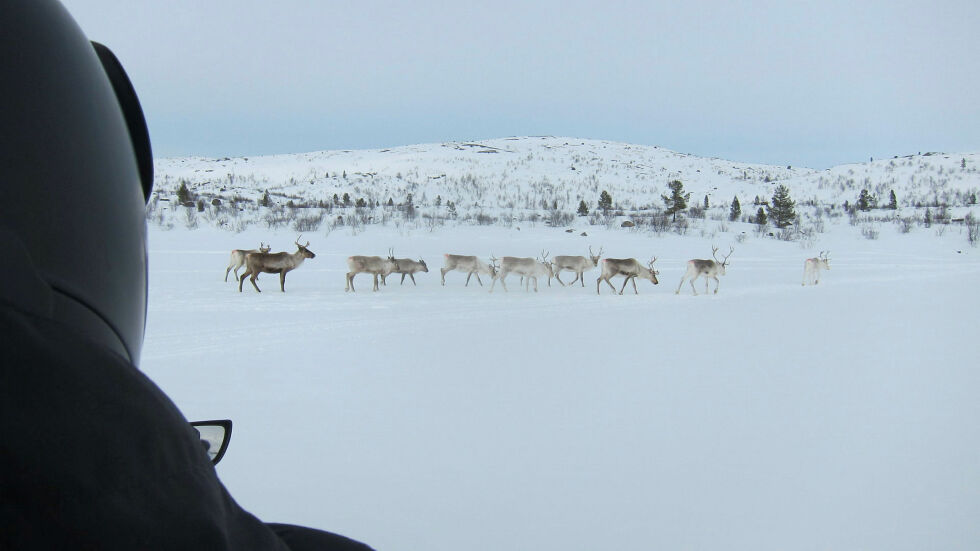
[142,220,980,551]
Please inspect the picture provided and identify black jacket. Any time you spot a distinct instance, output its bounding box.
[0,300,372,551]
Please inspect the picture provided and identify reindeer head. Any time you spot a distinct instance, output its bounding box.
[488,255,499,277]
[418,258,429,272]
[646,256,660,284]
[259,242,271,254]
[589,246,603,267]
[819,250,830,269]
[712,245,734,275]
[387,248,395,262]
[295,236,315,259]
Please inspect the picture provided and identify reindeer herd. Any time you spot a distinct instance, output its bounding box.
[226,237,832,295]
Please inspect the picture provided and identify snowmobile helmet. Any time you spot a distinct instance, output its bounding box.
[0,0,153,365]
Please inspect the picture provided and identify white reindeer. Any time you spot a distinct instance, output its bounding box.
[239,238,315,293]
[596,257,659,295]
[224,242,271,281]
[675,246,733,295]
[440,254,498,286]
[490,251,554,292]
[552,246,602,287]
[802,251,830,286]
[345,254,398,292]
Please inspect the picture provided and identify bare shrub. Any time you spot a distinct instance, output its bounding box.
[861,223,880,240]
[292,211,324,232]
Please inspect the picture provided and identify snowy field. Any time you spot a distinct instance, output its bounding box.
[142,222,980,551]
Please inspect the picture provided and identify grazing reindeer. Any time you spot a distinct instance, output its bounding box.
[239,237,315,293]
[440,254,498,286]
[802,251,830,286]
[676,246,733,295]
[224,242,271,281]
[490,251,554,292]
[596,257,659,295]
[345,254,398,292]
[552,246,603,287]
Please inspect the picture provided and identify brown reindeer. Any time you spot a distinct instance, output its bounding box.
[596,257,659,295]
[239,237,315,292]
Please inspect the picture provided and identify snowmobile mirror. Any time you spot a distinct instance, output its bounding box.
[190,420,232,465]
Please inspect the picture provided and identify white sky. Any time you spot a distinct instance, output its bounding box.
[62,0,979,168]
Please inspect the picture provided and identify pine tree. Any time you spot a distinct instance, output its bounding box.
[176,181,192,204]
[447,201,457,218]
[435,195,442,207]
[963,158,967,169]
[355,197,367,208]
[577,200,589,216]
[598,190,613,212]
[661,180,690,221]
[259,190,271,208]
[703,195,709,209]
[729,196,741,222]
[857,189,872,211]
[888,190,898,210]
[756,206,767,225]
[342,192,351,206]
[767,184,796,228]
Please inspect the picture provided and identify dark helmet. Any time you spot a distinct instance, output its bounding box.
[0,1,153,365]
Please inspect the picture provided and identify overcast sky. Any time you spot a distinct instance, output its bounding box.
[62,0,978,168]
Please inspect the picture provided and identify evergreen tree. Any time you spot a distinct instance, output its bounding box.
[963,158,967,169]
[703,195,709,209]
[969,193,977,205]
[598,190,613,212]
[756,206,767,226]
[661,180,691,221]
[405,193,414,207]
[435,195,442,207]
[856,189,872,211]
[924,207,932,227]
[386,197,394,207]
[729,196,741,222]
[354,197,367,208]
[577,200,589,216]
[888,190,898,210]
[342,192,351,206]
[447,201,457,218]
[176,181,192,204]
[333,193,340,206]
[767,184,796,228]
[259,190,271,208]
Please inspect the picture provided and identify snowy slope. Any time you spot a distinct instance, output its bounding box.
[152,137,979,218]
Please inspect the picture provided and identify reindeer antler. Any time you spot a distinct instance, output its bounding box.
[540,249,550,263]
[388,247,395,260]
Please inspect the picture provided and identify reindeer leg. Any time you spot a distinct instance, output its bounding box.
[280,272,286,292]
[250,273,261,293]
[440,268,448,286]
[400,273,406,285]
[675,275,686,295]
[578,273,585,287]
[239,271,247,292]
[555,271,566,286]
[712,276,719,294]
[618,276,631,295]
[345,273,354,292]
[631,276,639,294]
[604,277,618,294]
[410,273,416,285]
[690,274,699,296]
[705,277,709,295]
[474,273,483,286]
[532,276,538,292]
[372,273,379,292]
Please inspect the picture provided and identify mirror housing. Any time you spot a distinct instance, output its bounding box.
[190,420,232,465]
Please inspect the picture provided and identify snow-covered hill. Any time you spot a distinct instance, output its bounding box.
[153,136,978,215]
